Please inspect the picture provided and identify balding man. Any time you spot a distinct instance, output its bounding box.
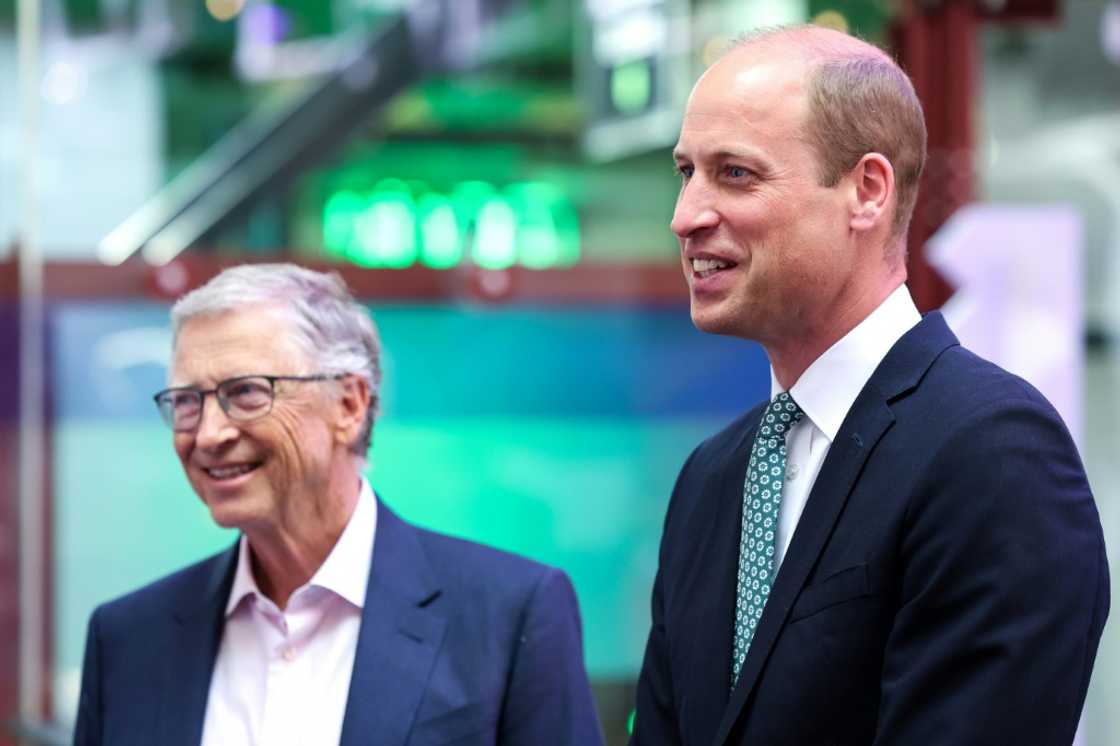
[632,26,1108,746]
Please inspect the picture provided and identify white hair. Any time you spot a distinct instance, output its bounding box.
[170,263,382,461]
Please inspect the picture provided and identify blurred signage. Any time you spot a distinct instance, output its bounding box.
[322,179,580,269]
[578,0,690,161]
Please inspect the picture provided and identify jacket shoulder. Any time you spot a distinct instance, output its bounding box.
[92,546,234,633]
[917,342,1065,421]
[410,524,563,598]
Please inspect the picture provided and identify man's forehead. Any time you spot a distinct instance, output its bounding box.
[178,303,288,335]
[676,57,809,155]
[696,50,809,107]
[674,114,768,158]
[728,56,808,95]
[171,306,301,376]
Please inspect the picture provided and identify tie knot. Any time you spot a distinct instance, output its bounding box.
[760,392,803,440]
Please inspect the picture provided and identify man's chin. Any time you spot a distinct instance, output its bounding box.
[690,303,745,338]
[207,508,248,530]
[199,491,260,531]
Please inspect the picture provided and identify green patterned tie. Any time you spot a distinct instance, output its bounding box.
[732,392,804,687]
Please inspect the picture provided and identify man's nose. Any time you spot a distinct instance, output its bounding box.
[670,180,719,239]
[194,395,238,449]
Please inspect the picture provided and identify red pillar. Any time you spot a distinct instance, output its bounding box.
[891,0,978,312]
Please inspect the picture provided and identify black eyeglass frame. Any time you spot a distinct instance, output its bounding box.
[153,373,345,431]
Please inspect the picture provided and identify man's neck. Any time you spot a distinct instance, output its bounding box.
[244,469,362,610]
[767,277,905,390]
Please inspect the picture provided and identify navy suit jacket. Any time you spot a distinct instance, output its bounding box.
[633,313,1109,746]
[74,499,603,746]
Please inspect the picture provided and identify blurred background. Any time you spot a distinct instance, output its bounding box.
[1,0,1119,744]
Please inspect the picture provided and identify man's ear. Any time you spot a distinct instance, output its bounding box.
[848,152,894,233]
[333,375,370,446]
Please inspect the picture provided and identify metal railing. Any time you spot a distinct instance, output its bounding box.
[98,0,525,267]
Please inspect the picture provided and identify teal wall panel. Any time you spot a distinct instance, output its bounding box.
[49,300,769,720]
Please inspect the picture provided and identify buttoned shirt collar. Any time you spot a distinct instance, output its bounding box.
[770,284,921,442]
[225,477,377,615]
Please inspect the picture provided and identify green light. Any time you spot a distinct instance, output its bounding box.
[473,197,517,270]
[417,193,463,269]
[323,178,581,270]
[627,709,636,735]
[506,182,559,269]
[404,179,431,197]
[611,60,652,115]
[505,182,580,268]
[352,180,417,268]
[552,197,581,266]
[323,190,364,256]
[452,180,498,225]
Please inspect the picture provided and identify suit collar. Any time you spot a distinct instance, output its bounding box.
[675,407,768,739]
[173,542,240,624]
[159,543,238,746]
[303,478,378,609]
[339,496,446,746]
[156,493,446,746]
[224,478,378,615]
[778,284,922,442]
[866,311,959,402]
[713,311,959,745]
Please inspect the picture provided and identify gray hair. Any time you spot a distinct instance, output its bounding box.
[170,264,382,461]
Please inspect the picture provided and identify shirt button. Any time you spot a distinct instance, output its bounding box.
[786,464,800,480]
[281,646,296,662]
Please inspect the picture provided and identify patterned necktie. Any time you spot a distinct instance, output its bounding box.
[731,391,804,687]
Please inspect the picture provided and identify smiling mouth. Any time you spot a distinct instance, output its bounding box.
[204,462,262,480]
[690,257,737,278]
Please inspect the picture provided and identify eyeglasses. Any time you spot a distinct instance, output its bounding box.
[153,374,341,432]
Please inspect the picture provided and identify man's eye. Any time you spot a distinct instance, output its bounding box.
[675,164,694,180]
[726,165,750,179]
[230,382,268,398]
[171,392,199,411]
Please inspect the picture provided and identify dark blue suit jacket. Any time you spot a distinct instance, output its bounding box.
[74,499,603,746]
[633,313,1109,746]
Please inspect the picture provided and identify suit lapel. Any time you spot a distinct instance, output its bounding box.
[712,312,959,745]
[157,543,238,746]
[679,411,765,739]
[340,500,446,746]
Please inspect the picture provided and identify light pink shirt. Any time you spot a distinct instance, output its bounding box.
[771,284,921,570]
[200,479,378,746]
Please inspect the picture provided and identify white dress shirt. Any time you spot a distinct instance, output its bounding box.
[200,479,378,746]
[772,285,921,571]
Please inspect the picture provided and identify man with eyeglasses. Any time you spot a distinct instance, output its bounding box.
[73,263,603,746]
